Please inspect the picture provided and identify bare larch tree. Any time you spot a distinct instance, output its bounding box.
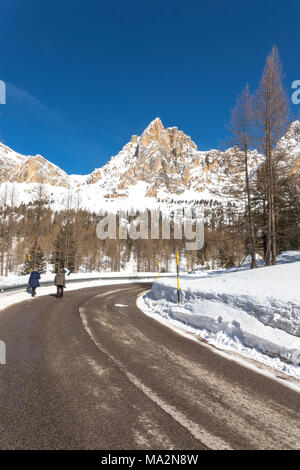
[253,45,290,265]
[229,83,257,268]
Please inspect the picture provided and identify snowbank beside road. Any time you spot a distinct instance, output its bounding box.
[151,262,300,337]
[139,256,300,377]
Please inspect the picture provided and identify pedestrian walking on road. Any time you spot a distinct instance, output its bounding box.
[28,268,41,298]
[54,268,66,298]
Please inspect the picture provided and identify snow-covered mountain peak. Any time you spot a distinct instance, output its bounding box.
[288,120,300,133]
[0,119,299,211]
[276,121,300,173]
[278,120,300,143]
[143,116,164,131]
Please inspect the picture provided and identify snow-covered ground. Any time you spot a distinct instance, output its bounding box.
[0,270,168,289]
[138,251,300,379]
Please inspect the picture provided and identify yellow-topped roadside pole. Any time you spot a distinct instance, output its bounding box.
[27,254,33,272]
[176,251,180,305]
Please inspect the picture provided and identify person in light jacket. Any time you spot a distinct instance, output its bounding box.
[28,268,41,297]
[54,268,66,298]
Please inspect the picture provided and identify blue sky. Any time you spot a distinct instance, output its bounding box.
[0,0,300,174]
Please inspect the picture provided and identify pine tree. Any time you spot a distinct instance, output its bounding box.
[30,184,49,268]
[35,247,47,273]
[23,246,46,274]
[51,224,77,273]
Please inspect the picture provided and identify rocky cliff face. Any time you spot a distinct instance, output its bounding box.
[11,155,69,186]
[88,117,262,199]
[0,143,68,187]
[93,118,200,197]
[0,118,299,207]
[0,143,27,184]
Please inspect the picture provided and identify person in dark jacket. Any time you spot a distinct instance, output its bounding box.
[28,269,41,297]
[54,268,66,297]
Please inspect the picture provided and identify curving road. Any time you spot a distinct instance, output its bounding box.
[0,283,299,450]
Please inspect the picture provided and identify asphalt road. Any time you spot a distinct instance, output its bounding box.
[0,283,299,450]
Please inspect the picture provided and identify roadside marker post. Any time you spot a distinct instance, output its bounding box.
[176,251,180,305]
[27,254,33,272]
[158,259,160,279]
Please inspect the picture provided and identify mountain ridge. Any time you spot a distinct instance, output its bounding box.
[0,118,299,210]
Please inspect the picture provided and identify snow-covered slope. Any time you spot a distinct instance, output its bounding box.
[0,118,299,211]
